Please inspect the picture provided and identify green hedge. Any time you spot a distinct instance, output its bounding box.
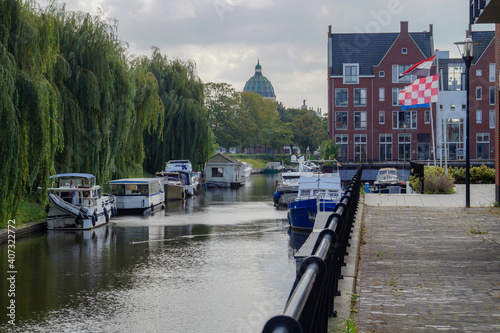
[448,165,495,184]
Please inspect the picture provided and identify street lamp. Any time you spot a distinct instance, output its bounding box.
[454,37,481,208]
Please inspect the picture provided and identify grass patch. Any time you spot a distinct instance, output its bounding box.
[233,157,267,170]
[4,194,47,229]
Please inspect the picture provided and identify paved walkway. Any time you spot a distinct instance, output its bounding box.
[352,185,500,332]
[365,184,497,208]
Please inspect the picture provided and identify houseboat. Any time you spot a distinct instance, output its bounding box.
[46,173,116,230]
[287,170,343,230]
[205,153,244,188]
[110,178,165,214]
[373,167,406,193]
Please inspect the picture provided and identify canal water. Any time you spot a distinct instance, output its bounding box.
[1,174,308,333]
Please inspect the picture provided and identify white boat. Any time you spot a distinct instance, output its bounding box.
[241,162,253,178]
[373,167,406,192]
[287,162,343,230]
[46,173,116,230]
[156,171,189,200]
[110,178,165,214]
[273,162,314,207]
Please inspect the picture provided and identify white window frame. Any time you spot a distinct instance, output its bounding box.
[335,88,348,107]
[379,87,385,102]
[335,111,348,129]
[392,88,403,106]
[353,88,367,106]
[490,110,496,129]
[476,86,482,100]
[379,110,385,124]
[343,63,359,84]
[476,69,482,77]
[476,110,482,124]
[379,71,385,77]
[489,63,496,82]
[424,110,430,124]
[489,86,495,105]
[354,111,367,129]
[392,64,413,83]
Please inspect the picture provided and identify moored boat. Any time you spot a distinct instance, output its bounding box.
[287,170,343,231]
[373,167,406,193]
[46,173,116,230]
[110,178,165,214]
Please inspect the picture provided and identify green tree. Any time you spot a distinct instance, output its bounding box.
[319,139,339,160]
[290,113,327,153]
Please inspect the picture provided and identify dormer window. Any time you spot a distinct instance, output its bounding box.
[343,63,359,84]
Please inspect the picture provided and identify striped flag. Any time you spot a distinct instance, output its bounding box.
[399,55,436,78]
[398,74,439,107]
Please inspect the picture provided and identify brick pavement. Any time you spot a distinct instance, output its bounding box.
[354,206,500,332]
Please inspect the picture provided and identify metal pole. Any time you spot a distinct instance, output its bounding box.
[465,56,472,208]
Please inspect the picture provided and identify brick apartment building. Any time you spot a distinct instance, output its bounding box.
[327,21,496,165]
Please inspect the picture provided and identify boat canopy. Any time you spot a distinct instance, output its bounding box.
[50,173,95,179]
[297,174,341,191]
[110,178,161,184]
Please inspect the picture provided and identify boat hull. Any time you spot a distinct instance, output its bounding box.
[165,183,186,200]
[288,198,337,230]
[47,193,114,230]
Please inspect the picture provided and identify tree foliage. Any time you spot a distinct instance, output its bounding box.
[0,1,211,225]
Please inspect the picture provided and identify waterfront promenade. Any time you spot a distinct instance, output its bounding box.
[330,184,500,332]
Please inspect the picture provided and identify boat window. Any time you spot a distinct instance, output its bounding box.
[111,184,125,196]
[212,167,224,178]
[117,184,149,195]
[150,181,161,194]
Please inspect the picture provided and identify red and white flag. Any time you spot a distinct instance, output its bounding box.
[399,55,436,78]
[398,74,439,106]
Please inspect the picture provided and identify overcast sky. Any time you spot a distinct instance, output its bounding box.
[40,0,494,114]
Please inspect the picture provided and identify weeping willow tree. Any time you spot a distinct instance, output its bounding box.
[144,48,212,172]
[0,0,62,225]
[48,3,136,182]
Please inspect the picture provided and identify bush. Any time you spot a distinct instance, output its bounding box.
[423,166,455,194]
[449,164,494,184]
[409,173,422,193]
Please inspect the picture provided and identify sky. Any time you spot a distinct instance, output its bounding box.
[40,0,494,114]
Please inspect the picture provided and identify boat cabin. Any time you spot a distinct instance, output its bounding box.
[110,178,165,211]
[205,153,243,188]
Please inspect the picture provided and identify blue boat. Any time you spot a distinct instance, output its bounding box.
[287,172,343,230]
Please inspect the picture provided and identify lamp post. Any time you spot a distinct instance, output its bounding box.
[454,37,481,208]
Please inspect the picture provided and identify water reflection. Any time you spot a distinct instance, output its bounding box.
[1,174,298,332]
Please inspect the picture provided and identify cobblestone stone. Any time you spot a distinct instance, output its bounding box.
[354,206,500,332]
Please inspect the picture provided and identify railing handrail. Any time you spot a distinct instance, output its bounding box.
[263,165,364,333]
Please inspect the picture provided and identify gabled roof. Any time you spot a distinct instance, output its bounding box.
[330,32,433,76]
[207,153,242,165]
[471,31,495,65]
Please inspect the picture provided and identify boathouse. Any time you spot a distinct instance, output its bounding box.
[205,153,244,188]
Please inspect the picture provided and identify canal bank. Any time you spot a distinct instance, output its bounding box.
[0,220,46,244]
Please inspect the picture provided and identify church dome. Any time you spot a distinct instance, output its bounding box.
[243,60,276,100]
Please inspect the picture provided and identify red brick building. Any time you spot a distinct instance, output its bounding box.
[328,21,496,170]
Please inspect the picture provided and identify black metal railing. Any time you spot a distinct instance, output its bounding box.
[263,165,364,333]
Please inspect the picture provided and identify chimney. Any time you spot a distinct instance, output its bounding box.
[429,24,433,36]
[400,21,408,35]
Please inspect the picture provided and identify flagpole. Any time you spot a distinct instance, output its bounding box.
[436,51,442,168]
[430,102,436,166]
[440,68,448,174]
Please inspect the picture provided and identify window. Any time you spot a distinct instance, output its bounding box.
[335,88,348,106]
[379,71,385,77]
[476,69,482,76]
[353,88,367,106]
[417,133,430,160]
[476,86,482,100]
[379,134,392,161]
[343,64,359,84]
[462,104,466,110]
[392,110,417,129]
[354,111,367,129]
[335,88,349,106]
[354,134,367,162]
[398,133,411,161]
[335,111,348,129]
[450,104,456,111]
[490,110,496,129]
[490,86,495,105]
[379,87,385,101]
[392,88,403,106]
[401,48,407,54]
[392,65,413,83]
[490,63,496,82]
[211,167,224,178]
[476,110,482,124]
[335,134,348,161]
[476,133,490,159]
[379,111,385,124]
[424,110,430,124]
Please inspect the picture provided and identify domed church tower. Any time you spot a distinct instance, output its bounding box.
[243,60,276,101]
